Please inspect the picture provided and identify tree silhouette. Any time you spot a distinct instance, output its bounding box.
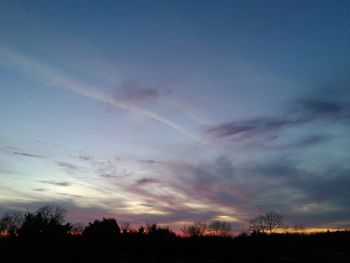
[1,204,350,263]
[18,206,71,239]
[249,211,283,234]
[0,211,23,238]
[121,221,131,234]
[83,218,120,240]
[146,223,175,240]
[208,221,232,237]
[181,222,207,237]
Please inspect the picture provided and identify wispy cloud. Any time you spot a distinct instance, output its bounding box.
[205,116,305,139]
[296,98,350,121]
[55,161,79,170]
[33,188,46,192]
[116,80,159,103]
[254,134,331,150]
[76,154,94,161]
[57,192,83,198]
[138,159,157,164]
[12,151,44,158]
[39,180,72,187]
[135,177,160,185]
[205,85,350,143]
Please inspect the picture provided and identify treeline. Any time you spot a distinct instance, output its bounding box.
[0,206,233,239]
[0,206,349,263]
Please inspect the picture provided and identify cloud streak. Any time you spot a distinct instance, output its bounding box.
[12,151,44,158]
[205,86,350,143]
[206,116,306,139]
[39,180,72,187]
[0,46,203,144]
[55,161,79,171]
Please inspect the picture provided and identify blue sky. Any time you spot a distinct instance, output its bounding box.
[1,0,349,232]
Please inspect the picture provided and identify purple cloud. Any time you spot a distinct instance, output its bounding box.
[205,86,350,142]
[136,177,160,185]
[115,80,159,102]
[205,117,305,139]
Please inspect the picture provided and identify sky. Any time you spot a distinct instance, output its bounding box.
[0,0,349,232]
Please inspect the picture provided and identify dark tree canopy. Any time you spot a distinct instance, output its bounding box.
[146,223,175,240]
[18,206,71,239]
[83,218,120,240]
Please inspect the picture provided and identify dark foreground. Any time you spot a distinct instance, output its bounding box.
[1,231,349,263]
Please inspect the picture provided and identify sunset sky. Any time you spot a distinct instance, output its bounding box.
[1,0,349,232]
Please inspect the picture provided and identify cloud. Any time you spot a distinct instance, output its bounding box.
[257,134,331,150]
[205,84,350,143]
[76,154,93,161]
[12,151,44,158]
[57,193,83,198]
[33,188,46,192]
[299,99,344,117]
[293,97,350,123]
[133,154,350,229]
[136,177,160,185]
[132,157,255,215]
[205,116,305,139]
[238,158,350,227]
[99,172,132,178]
[116,80,159,102]
[39,180,72,187]
[138,159,157,164]
[289,134,330,147]
[55,161,79,170]
[2,153,350,230]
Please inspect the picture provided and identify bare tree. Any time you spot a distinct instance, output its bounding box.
[181,222,207,237]
[0,211,24,237]
[264,211,283,233]
[208,221,232,237]
[249,211,283,234]
[121,222,131,234]
[249,215,267,233]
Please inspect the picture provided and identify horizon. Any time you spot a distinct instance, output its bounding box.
[1,0,350,233]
